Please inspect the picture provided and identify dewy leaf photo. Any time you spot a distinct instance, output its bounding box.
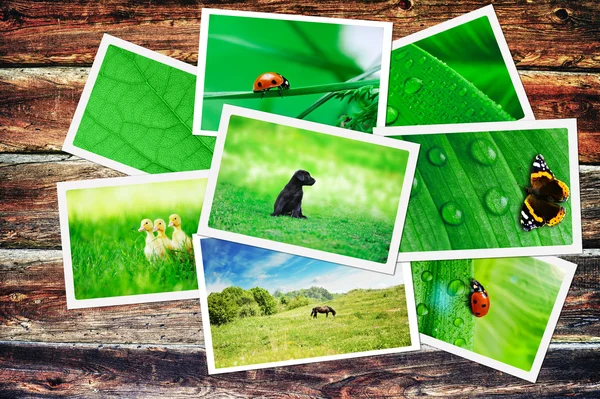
[194,236,419,374]
[198,106,419,273]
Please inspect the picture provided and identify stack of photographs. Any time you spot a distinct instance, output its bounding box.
[57,4,581,383]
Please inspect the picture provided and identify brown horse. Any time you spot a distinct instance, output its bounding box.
[311,306,336,318]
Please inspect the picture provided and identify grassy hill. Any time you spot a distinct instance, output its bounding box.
[209,285,411,368]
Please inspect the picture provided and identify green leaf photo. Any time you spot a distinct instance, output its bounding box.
[384,6,532,128]
[195,9,392,135]
[63,35,216,174]
[377,119,580,259]
[412,256,575,381]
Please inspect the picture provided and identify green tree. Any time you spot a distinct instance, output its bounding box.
[287,295,310,310]
[280,295,289,305]
[207,292,238,326]
[222,286,260,318]
[250,287,278,316]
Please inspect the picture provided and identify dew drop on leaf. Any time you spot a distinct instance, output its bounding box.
[394,51,408,61]
[427,146,447,166]
[484,187,510,215]
[459,87,468,96]
[416,303,429,316]
[418,56,427,65]
[440,202,464,226]
[386,106,399,125]
[466,108,475,117]
[410,174,421,197]
[454,317,464,327]
[454,338,467,347]
[403,77,423,94]
[421,270,433,282]
[449,82,457,91]
[447,279,466,296]
[404,59,414,69]
[470,138,498,165]
[392,73,400,81]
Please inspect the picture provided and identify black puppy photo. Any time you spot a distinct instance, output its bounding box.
[271,170,316,219]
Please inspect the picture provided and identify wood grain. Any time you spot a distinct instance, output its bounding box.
[1,1,599,70]
[2,68,600,163]
[0,341,599,397]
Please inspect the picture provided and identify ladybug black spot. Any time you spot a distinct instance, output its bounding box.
[473,299,477,304]
[475,312,480,316]
[271,79,277,85]
[257,82,262,87]
[482,304,486,308]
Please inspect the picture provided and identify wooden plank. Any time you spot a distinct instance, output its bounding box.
[0,248,598,345]
[0,341,598,397]
[0,1,599,69]
[1,68,600,162]
[1,156,599,249]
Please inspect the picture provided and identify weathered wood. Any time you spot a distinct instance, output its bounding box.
[1,68,600,162]
[0,341,598,397]
[0,1,599,69]
[1,156,599,249]
[0,249,598,345]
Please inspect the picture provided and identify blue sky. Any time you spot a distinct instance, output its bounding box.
[200,238,404,294]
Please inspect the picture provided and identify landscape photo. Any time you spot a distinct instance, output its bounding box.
[194,236,419,373]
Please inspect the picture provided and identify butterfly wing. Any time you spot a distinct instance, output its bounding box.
[520,194,566,231]
[530,154,569,202]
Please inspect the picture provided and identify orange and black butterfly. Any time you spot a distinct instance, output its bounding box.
[520,154,569,231]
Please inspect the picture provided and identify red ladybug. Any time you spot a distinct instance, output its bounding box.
[470,279,490,318]
[253,72,290,98]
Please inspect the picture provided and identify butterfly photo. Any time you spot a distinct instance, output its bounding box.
[520,154,570,232]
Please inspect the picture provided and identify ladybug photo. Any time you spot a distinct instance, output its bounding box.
[194,9,392,135]
[411,256,576,382]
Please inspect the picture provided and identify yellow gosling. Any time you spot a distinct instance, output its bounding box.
[138,218,165,261]
[168,214,193,254]
[153,218,173,251]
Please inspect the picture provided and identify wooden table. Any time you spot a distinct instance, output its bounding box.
[1,1,599,396]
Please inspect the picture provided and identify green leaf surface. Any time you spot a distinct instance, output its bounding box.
[412,260,475,349]
[73,44,215,173]
[393,128,572,253]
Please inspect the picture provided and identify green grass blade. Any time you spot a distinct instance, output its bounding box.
[385,44,514,127]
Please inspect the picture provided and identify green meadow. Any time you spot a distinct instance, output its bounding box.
[208,116,411,263]
[210,286,412,368]
[67,179,206,299]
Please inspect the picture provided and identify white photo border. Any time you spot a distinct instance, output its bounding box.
[198,104,420,274]
[193,234,421,374]
[380,4,534,125]
[193,8,394,136]
[419,256,576,383]
[57,170,210,309]
[62,34,198,175]
[374,118,582,261]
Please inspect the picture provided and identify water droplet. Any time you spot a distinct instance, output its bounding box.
[386,106,399,125]
[459,87,468,96]
[479,109,486,116]
[418,56,427,65]
[466,108,475,117]
[496,103,503,109]
[451,116,459,123]
[404,59,414,69]
[394,51,408,60]
[411,175,421,197]
[449,83,457,91]
[470,139,498,165]
[441,202,464,226]
[416,303,429,316]
[454,338,467,347]
[454,317,464,327]
[421,271,433,282]
[427,146,447,166]
[403,77,423,94]
[447,279,466,296]
[484,187,510,215]
[392,73,400,81]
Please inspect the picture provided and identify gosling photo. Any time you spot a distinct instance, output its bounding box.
[194,236,420,374]
[57,171,209,308]
[199,106,419,274]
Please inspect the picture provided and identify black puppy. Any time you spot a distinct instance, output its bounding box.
[270,170,316,219]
